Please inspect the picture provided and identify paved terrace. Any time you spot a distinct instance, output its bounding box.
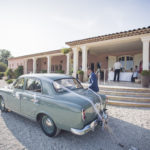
[83,81,143,88]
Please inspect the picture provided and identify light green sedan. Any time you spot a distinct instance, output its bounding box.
[0,74,108,137]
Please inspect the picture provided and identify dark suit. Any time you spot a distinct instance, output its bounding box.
[89,72,99,92]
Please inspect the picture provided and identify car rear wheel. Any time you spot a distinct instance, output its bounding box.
[0,97,7,112]
[40,115,60,137]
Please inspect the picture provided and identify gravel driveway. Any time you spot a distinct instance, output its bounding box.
[0,80,150,150]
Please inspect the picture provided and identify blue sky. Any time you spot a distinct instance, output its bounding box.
[0,0,150,57]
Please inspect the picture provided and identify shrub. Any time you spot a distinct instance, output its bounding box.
[0,72,4,79]
[0,62,7,72]
[55,70,64,74]
[141,70,150,76]
[5,68,15,79]
[7,79,14,84]
[14,66,24,78]
[41,70,47,73]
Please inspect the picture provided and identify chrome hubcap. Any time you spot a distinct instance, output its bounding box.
[45,118,52,127]
[42,116,55,134]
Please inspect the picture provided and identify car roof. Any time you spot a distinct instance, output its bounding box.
[20,73,73,82]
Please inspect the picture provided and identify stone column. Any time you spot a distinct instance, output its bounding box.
[47,55,51,73]
[33,57,37,73]
[24,59,28,74]
[141,37,150,70]
[72,47,79,78]
[66,53,71,75]
[81,45,88,81]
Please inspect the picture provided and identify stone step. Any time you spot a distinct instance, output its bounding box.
[108,100,150,107]
[82,83,150,107]
[99,86,150,93]
[100,90,150,97]
[107,95,150,102]
[82,83,150,93]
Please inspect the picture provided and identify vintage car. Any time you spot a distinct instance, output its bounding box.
[0,74,108,137]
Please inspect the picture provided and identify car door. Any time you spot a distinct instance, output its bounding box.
[21,78,42,119]
[6,78,25,113]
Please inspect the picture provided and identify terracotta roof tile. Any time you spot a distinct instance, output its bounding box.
[66,26,150,46]
[8,49,61,60]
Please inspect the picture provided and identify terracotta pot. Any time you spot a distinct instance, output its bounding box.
[78,74,83,82]
[141,75,150,88]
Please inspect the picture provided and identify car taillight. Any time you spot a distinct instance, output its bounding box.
[82,109,86,121]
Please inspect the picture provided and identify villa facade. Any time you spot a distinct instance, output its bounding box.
[8,26,150,81]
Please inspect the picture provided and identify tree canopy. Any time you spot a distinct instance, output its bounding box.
[0,62,7,72]
[0,49,12,65]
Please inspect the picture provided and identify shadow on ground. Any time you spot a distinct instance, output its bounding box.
[1,110,150,150]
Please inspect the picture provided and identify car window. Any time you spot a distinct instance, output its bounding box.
[53,78,83,93]
[14,78,24,89]
[25,78,42,93]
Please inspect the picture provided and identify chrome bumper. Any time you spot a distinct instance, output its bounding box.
[71,112,108,136]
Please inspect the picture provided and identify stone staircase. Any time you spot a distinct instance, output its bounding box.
[99,86,150,107]
[82,83,150,107]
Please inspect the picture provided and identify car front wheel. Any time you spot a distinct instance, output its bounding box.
[40,115,60,137]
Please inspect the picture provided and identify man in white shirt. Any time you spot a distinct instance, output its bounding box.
[113,60,122,82]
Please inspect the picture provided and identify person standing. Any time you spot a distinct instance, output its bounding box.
[96,63,101,85]
[88,67,99,92]
[96,68,100,85]
[113,59,122,82]
[131,66,138,82]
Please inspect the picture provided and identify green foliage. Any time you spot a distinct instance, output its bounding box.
[61,48,71,54]
[0,49,12,65]
[141,70,150,76]
[14,66,24,78]
[77,70,84,75]
[5,68,15,79]
[70,68,73,75]
[55,70,64,74]
[7,79,14,84]
[0,72,4,79]
[5,66,23,80]
[41,70,47,73]
[0,62,7,72]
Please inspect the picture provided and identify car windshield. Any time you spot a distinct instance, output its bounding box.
[53,78,83,93]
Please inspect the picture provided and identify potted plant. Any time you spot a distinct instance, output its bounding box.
[77,70,84,82]
[141,70,150,88]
